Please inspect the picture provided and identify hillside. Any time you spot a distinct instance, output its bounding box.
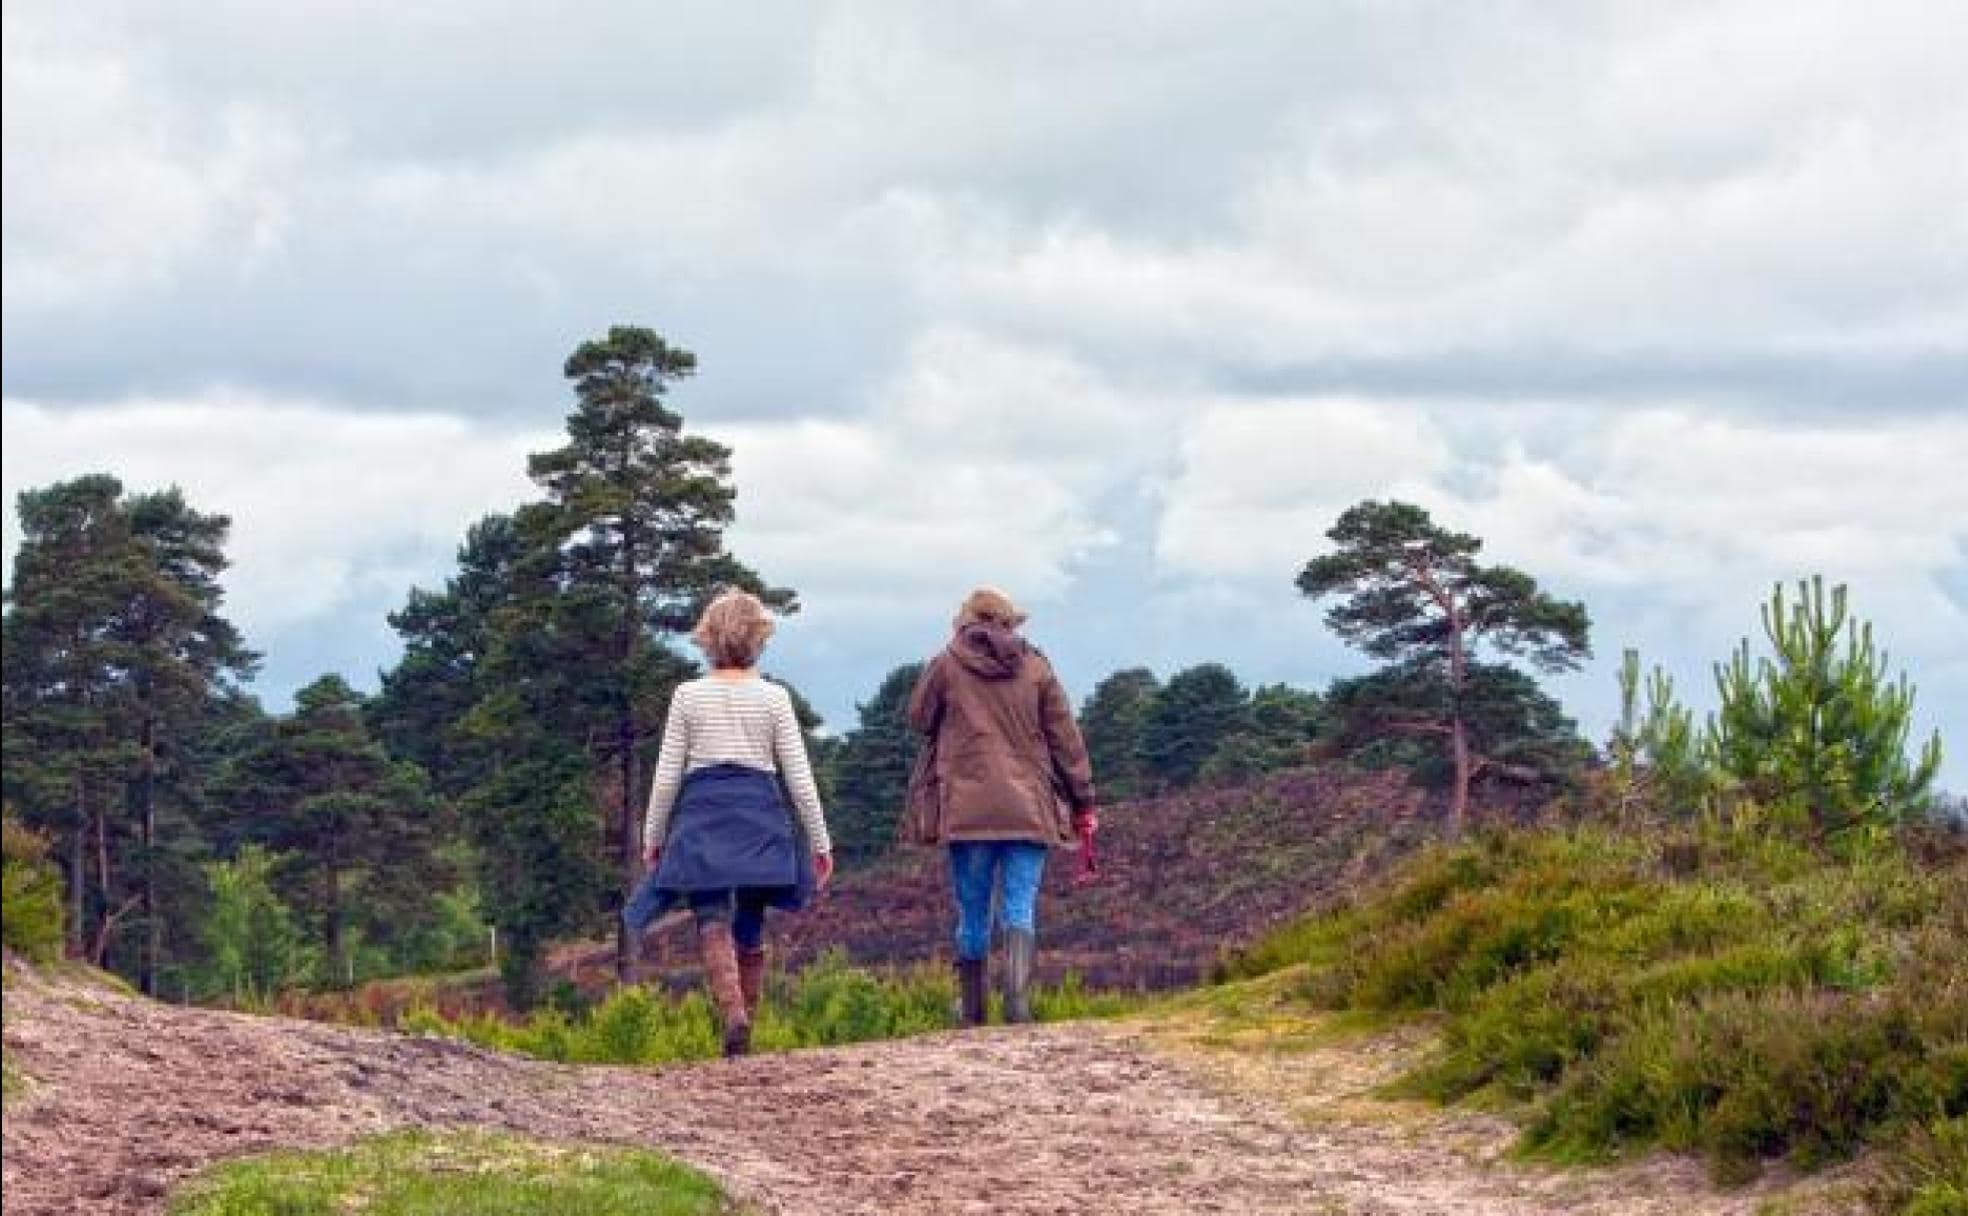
[624,765,1460,993]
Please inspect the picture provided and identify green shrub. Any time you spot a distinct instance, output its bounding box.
[400,950,1138,1066]
[1,812,65,964]
[1879,1116,1968,1215]
[1230,824,1968,1186]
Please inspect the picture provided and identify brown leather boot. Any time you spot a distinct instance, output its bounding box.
[736,945,767,1022]
[956,958,987,1027]
[698,921,751,1057]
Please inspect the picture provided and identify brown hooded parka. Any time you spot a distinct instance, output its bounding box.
[900,621,1096,847]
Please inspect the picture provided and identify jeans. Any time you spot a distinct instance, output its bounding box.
[946,841,1048,962]
[688,890,768,951]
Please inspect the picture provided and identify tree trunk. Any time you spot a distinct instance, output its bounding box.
[326,827,344,988]
[95,803,112,945]
[1450,715,1472,835]
[1447,604,1471,837]
[138,701,158,996]
[69,781,87,958]
[615,707,638,984]
[613,525,640,986]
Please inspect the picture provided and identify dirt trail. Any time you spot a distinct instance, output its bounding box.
[3,968,1826,1215]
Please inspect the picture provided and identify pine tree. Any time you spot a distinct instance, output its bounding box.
[1079,668,1160,801]
[524,327,792,981]
[1297,500,1589,833]
[1608,649,1704,820]
[115,489,259,992]
[1200,683,1324,783]
[829,663,925,858]
[2,476,256,987]
[1711,577,1942,838]
[219,675,447,984]
[1139,663,1249,789]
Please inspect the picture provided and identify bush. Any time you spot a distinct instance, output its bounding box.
[195,846,316,1002]
[1878,1116,1968,1215]
[1228,824,1968,1186]
[2,812,65,964]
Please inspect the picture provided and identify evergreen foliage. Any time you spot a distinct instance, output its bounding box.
[1,475,258,990]
[1608,649,1706,819]
[1200,683,1325,783]
[1711,577,1942,839]
[1078,668,1160,800]
[1139,663,1249,788]
[1297,500,1590,830]
[827,662,925,857]
[370,326,792,1003]
[217,675,449,986]
[1323,660,1587,790]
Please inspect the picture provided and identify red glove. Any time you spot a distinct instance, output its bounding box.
[1072,808,1100,886]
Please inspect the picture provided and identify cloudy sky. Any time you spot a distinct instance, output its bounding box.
[4,1,1963,781]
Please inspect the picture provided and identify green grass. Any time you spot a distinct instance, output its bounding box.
[1,1050,26,1105]
[399,950,1142,1066]
[1223,822,1968,1198]
[167,1129,739,1216]
[2,813,66,965]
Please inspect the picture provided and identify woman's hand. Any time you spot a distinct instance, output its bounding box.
[814,851,835,889]
[643,843,662,870]
[1073,807,1099,836]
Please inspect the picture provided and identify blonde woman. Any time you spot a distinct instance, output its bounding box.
[904,587,1097,1025]
[624,590,835,1057]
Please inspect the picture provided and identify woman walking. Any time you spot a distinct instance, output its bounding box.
[626,590,835,1057]
[904,587,1097,1025]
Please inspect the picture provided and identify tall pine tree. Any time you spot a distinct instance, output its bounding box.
[1297,500,1589,833]
[1,476,257,989]
[523,327,792,981]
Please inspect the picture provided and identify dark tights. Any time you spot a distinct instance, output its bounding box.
[688,889,768,950]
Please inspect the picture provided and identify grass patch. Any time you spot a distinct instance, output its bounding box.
[399,950,1142,1065]
[1224,823,1968,1197]
[1,1050,26,1105]
[167,1129,739,1216]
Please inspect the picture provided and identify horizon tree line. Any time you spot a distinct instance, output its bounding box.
[3,325,1947,1005]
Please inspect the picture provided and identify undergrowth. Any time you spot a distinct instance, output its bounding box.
[399,950,1139,1064]
[1222,821,1968,1204]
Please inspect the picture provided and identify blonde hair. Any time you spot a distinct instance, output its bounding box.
[693,590,775,669]
[953,586,1028,631]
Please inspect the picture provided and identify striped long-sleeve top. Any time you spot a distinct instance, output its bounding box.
[642,676,833,856]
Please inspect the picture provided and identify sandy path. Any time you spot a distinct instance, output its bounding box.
[2,968,1815,1215]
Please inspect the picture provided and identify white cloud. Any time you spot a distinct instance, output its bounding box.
[1,8,302,308]
[1155,398,1968,754]
[0,396,548,632]
[715,330,1132,622]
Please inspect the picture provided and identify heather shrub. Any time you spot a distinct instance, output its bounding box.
[1228,823,1968,1188]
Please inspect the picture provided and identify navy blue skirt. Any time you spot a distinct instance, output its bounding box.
[623,763,816,934]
